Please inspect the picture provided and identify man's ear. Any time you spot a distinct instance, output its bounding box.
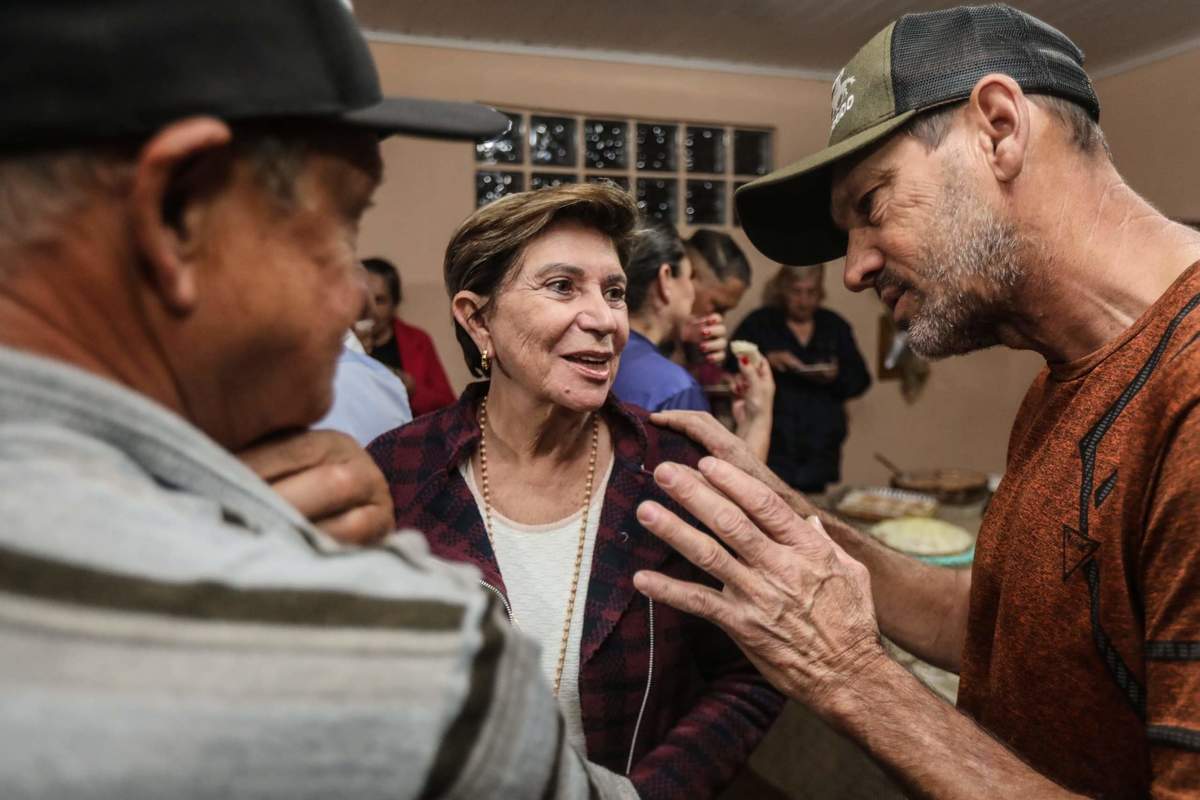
[451,290,491,353]
[968,74,1029,184]
[130,116,233,316]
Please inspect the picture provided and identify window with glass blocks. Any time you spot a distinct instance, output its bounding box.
[474,109,773,228]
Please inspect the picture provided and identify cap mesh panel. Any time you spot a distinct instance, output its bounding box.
[890,4,1099,121]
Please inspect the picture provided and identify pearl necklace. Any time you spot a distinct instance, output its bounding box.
[477,394,600,698]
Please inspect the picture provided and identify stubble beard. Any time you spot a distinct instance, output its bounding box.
[902,166,1026,359]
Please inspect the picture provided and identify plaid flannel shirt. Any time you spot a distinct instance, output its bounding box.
[368,382,783,799]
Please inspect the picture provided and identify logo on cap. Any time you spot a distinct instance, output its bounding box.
[831,68,857,133]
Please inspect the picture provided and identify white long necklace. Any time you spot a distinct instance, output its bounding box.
[477,394,599,697]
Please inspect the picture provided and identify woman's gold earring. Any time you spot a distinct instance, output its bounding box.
[481,348,490,374]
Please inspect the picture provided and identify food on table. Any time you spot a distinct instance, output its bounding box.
[870,516,973,556]
[835,487,938,521]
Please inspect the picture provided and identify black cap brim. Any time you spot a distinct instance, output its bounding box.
[340,97,510,142]
[735,111,915,265]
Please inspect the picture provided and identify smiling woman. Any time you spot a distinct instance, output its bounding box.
[367,183,783,799]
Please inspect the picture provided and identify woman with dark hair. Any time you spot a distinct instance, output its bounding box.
[679,229,754,387]
[685,229,753,317]
[731,263,872,492]
[361,256,455,417]
[368,184,781,799]
[613,219,775,460]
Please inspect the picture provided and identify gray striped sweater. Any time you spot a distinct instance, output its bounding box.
[0,346,636,800]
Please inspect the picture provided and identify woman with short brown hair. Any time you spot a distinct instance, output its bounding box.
[369,183,782,799]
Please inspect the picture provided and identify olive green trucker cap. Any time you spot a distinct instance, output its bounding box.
[735,4,1099,265]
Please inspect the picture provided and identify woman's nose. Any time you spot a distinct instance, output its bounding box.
[843,228,884,293]
[577,289,619,335]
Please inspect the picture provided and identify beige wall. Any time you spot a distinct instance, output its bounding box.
[1094,48,1200,221]
[358,39,1198,486]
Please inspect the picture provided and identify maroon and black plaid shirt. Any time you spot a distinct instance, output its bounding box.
[368,382,783,799]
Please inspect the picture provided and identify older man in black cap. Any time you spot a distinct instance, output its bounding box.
[638,5,1200,798]
[0,2,636,797]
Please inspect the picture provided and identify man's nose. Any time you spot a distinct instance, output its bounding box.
[843,228,884,293]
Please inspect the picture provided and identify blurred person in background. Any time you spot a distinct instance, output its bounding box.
[362,256,456,416]
[315,262,412,445]
[731,264,871,492]
[614,219,774,460]
[369,184,783,800]
[679,229,753,387]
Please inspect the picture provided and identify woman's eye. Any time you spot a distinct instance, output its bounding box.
[547,278,573,294]
[605,286,627,304]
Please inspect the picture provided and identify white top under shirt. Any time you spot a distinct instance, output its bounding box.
[459,456,614,755]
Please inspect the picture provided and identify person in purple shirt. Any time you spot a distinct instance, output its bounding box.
[613,220,774,459]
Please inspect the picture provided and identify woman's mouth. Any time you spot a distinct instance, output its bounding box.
[563,351,614,381]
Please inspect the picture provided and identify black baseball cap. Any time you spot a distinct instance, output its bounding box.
[1,0,510,149]
[735,4,1100,266]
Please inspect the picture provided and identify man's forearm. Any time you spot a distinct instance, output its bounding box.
[827,656,1082,800]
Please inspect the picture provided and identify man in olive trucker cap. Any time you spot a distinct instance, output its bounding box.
[633,5,1200,797]
[0,2,637,798]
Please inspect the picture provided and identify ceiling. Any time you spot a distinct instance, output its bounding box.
[356,0,1200,78]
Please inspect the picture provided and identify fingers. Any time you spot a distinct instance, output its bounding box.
[268,457,372,521]
[649,410,736,452]
[246,431,396,545]
[238,428,333,482]
[636,498,755,589]
[314,503,394,545]
[632,569,734,628]
[696,457,820,551]
[650,462,777,569]
[699,336,728,363]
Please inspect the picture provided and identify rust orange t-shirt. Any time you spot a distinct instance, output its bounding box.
[959,261,1200,798]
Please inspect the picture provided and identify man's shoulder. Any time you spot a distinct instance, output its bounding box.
[0,418,480,600]
[0,420,175,524]
[1131,277,1200,414]
[0,419,500,797]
